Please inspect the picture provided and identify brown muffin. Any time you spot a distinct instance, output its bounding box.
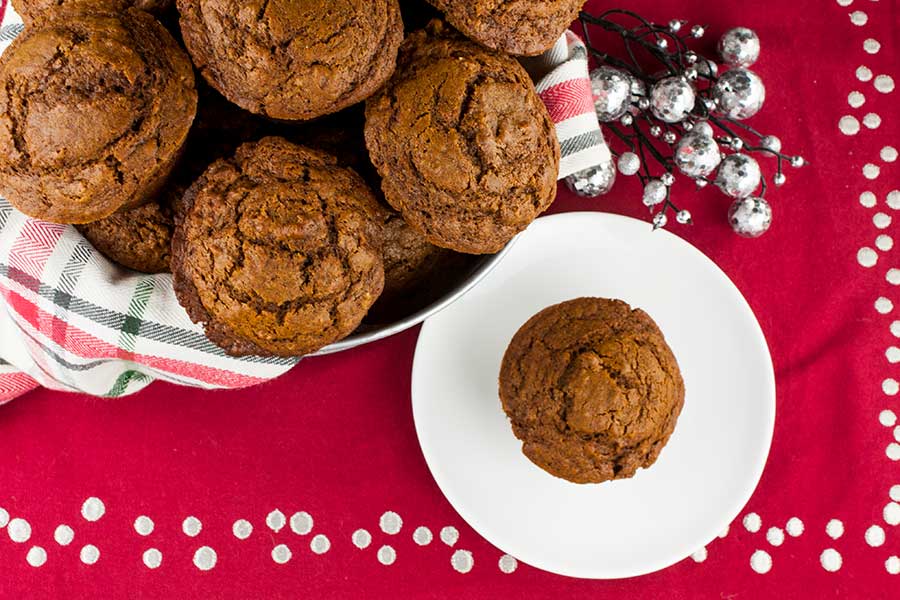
[77,201,174,273]
[171,137,385,357]
[14,0,174,25]
[0,6,196,224]
[177,0,404,121]
[499,298,685,484]
[427,0,584,56]
[365,21,559,255]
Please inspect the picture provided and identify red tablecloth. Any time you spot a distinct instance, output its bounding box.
[1,0,898,597]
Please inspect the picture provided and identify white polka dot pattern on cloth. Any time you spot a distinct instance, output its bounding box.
[839,115,860,135]
[266,510,286,533]
[310,534,330,555]
[440,526,459,547]
[498,554,518,574]
[865,524,885,547]
[875,235,893,252]
[858,247,877,267]
[451,550,474,574]
[884,502,900,525]
[888,272,900,287]
[864,38,881,54]
[820,548,842,572]
[786,517,804,537]
[81,498,105,522]
[766,527,785,547]
[826,519,844,539]
[719,524,730,538]
[54,525,74,546]
[849,10,867,25]
[863,163,881,180]
[379,511,402,535]
[873,212,892,228]
[352,529,372,549]
[888,443,900,460]
[377,545,396,566]
[26,546,46,568]
[80,544,100,565]
[691,547,708,562]
[413,526,432,546]
[857,65,873,82]
[193,546,216,571]
[233,519,253,540]
[882,147,898,163]
[743,513,762,533]
[888,190,900,210]
[750,550,772,574]
[891,321,900,337]
[863,113,882,129]
[876,297,893,314]
[887,556,900,575]
[883,379,899,396]
[8,518,31,543]
[891,485,900,502]
[143,548,162,569]
[884,410,900,426]
[182,516,202,537]
[134,516,154,536]
[290,512,313,535]
[860,191,877,207]
[848,91,865,108]
[874,75,895,93]
[272,544,292,565]
[0,507,8,528]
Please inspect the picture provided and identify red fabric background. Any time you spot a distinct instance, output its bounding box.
[1,0,898,597]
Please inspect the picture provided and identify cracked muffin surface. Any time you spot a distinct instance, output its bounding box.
[0,5,196,224]
[15,0,175,25]
[77,200,175,273]
[364,20,559,255]
[499,297,685,484]
[177,0,404,121]
[171,137,385,357]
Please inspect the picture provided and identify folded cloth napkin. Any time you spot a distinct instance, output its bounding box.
[0,5,608,403]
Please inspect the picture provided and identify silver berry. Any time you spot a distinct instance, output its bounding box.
[643,179,668,206]
[730,138,744,151]
[790,156,805,168]
[716,153,762,198]
[718,27,761,68]
[674,133,722,178]
[693,120,714,138]
[760,135,782,153]
[728,196,772,237]
[669,19,683,32]
[652,211,669,229]
[691,25,705,38]
[649,76,696,123]
[773,172,786,185]
[617,152,641,176]
[564,162,616,197]
[663,131,677,144]
[657,38,668,50]
[712,68,766,120]
[696,178,709,188]
[685,51,699,64]
[638,97,651,111]
[676,209,692,224]
[650,125,663,137]
[590,66,634,122]
[661,172,676,186]
[620,113,634,126]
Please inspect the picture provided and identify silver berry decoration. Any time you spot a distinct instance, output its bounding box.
[617,152,641,176]
[643,179,667,206]
[716,153,762,198]
[661,172,676,186]
[565,161,616,197]
[728,196,772,237]
[638,97,651,111]
[663,131,677,144]
[649,76,696,123]
[676,209,692,224]
[590,66,634,122]
[682,120,695,132]
[695,178,709,188]
[760,135,782,153]
[620,113,634,126]
[674,133,722,178]
[685,51,699,64]
[693,120,714,138]
[684,67,699,81]
[650,125,663,137]
[773,172,786,185]
[718,27,760,68]
[730,138,744,151]
[712,68,766,120]
[669,19,683,32]
[656,38,668,50]
[790,156,806,168]
[695,58,718,79]
[691,24,705,38]
[652,211,668,229]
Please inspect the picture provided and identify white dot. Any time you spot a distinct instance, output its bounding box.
[836,0,852,6]
[888,274,900,288]
[743,512,762,533]
[820,548,842,572]
[891,485,900,501]
[193,546,216,571]
[874,212,892,228]
[864,38,881,53]
[352,528,372,549]
[26,546,47,567]
[54,524,74,546]
[377,545,396,566]
[895,426,900,442]
[866,524,886,546]
[888,443,900,460]
[691,546,708,562]
[786,517,805,537]
[876,297,894,314]
[233,519,252,540]
[839,115,860,135]
[0,508,8,528]
[864,113,882,128]
[889,191,900,210]
[413,526,432,546]
[881,409,898,426]
[858,65,874,82]
[8,518,31,543]
[848,91,866,108]
[875,75,895,94]
[498,554,518,574]
[182,516,202,537]
[883,147,899,163]
[887,556,900,574]
[134,516,154,536]
[858,247,878,267]
[310,534,330,555]
[826,519,844,539]
[272,544,292,564]
[266,509,286,533]
[877,235,894,251]
[766,527,785,547]
[290,512,313,535]
[80,544,100,565]
[892,321,900,336]
[81,497,105,522]
[451,549,474,574]
[440,526,459,546]
[884,378,899,395]
[718,524,730,538]
[143,548,162,569]
[861,191,877,207]
[850,10,868,25]
[885,502,900,525]
[864,163,881,179]
[750,549,772,574]
[379,511,403,535]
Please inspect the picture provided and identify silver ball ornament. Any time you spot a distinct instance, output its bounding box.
[685,52,698,65]
[638,97,651,111]
[652,212,668,229]
[620,113,634,126]
[649,125,663,137]
[676,209,692,224]
[693,120,714,138]
[730,138,744,151]
[643,179,667,206]
[712,68,766,120]
[695,58,718,79]
[669,19,683,33]
[715,153,762,198]
[718,27,761,68]
[590,66,634,122]
[760,135,782,153]
[656,38,668,50]
[790,156,806,168]
[674,133,723,178]
[565,161,617,197]
[695,178,709,188]
[728,196,772,237]
[617,152,641,176]
[661,172,676,186]
[691,25,705,38]
[649,76,696,123]
[663,131,677,144]
[773,172,786,186]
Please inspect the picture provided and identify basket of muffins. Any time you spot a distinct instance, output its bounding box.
[0,0,585,358]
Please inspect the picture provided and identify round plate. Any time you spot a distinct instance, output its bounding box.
[411,212,775,579]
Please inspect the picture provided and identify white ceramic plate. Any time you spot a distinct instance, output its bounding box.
[411,212,775,579]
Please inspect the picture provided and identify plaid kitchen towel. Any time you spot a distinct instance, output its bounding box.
[0,5,609,402]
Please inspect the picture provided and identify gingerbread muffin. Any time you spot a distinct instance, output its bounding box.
[365,21,559,254]
[427,0,585,56]
[14,0,174,25]
[171,137,385,357]
[0,6,196,224]
[499,298,685,484]
[77,201,175,273]
[177,0,404,121]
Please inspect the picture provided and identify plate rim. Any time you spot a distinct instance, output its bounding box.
[411,211,776,579]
